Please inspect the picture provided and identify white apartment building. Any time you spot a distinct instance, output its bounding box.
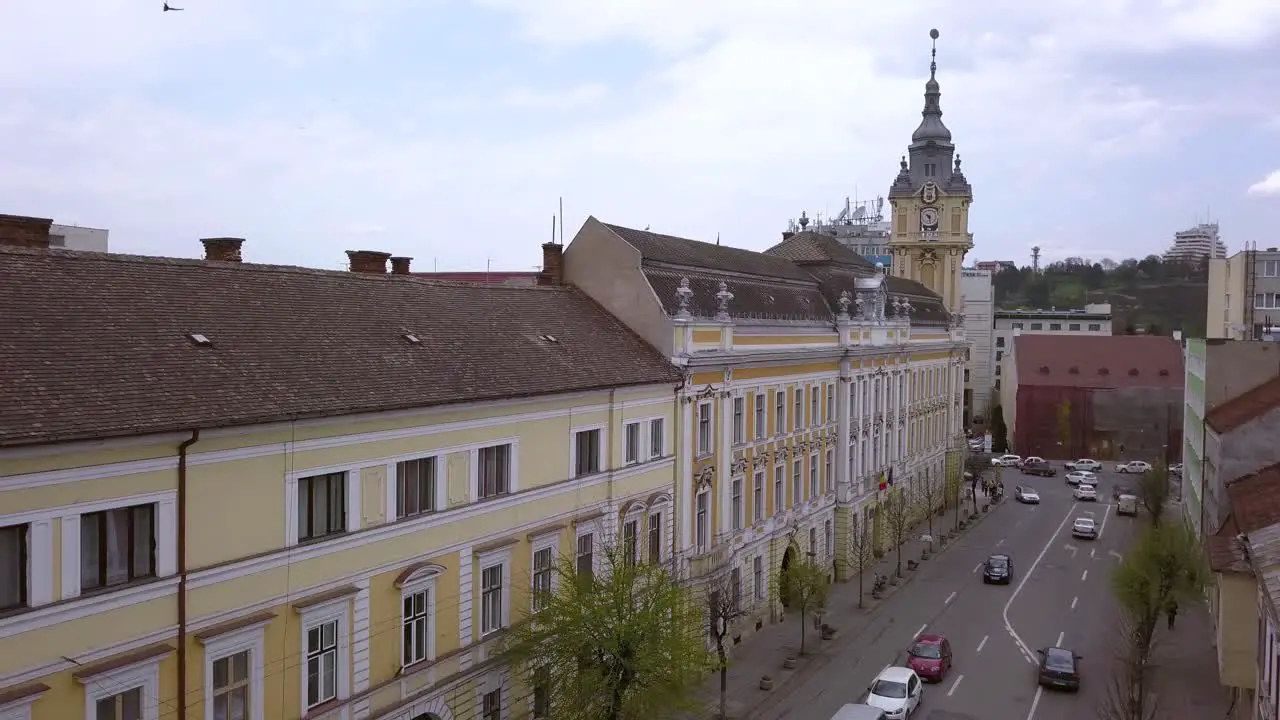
[48,223,109,252]
[1207,246,1280,340]
[1166,222,1227,263]
[961,268,995,423]
[992,304,1113,394]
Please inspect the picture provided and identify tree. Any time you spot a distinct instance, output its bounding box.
[912,470,945,540]
[1097,613,1164,720]
[990,405,1008,452]
[781,556,829,656]
[881,487,915,577]
[706,573,747,720]
[502,543,712,720]
[848,516,876,608]
[1136,463,1172,526]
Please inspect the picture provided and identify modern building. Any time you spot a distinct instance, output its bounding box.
[781,199,894,270]
[0,233,685,720]
[959,268,995,423]
[0,214,109,252]
[1165,222,1227,263]
[992,305,1113,394]
[48,223,109,252]
[1207,245,1280,340]
[1181,340,1280,535]
[562,219,967,627]
[973,260,1016,274]
[999,334,1184,461]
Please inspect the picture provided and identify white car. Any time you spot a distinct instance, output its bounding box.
[1116,461,1152,474]
[992,454,1022,467]
[1015,486,1041,504]
[1065,459,1102,472]
[1021,456,1046,467]
[1072,516,1098,539]
[864,666,923,718]
[1170,463,1184,476]
[1074,485,1098,501]
[1065,471,1097,486]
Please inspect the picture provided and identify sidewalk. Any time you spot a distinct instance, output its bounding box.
[1149,599,1232,719]
[694,491,1004,719]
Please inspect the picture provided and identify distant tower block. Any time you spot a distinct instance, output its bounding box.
[1031,246,1041,273]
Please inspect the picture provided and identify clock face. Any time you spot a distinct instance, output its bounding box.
[920,207,940,228]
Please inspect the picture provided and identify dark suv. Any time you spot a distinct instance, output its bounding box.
[1037,647,1082,691]
[1021,461,1057,477]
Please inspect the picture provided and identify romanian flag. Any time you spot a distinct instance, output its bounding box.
[879,468,894,491]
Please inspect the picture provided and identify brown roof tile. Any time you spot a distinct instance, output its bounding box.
[1226,462,1280,534]
[0,246,681,447]
[1205,374,1280,434]
[602,223,812,281]
[1209,515,1252,574]
[763,231,876,269]
[1011,335,1183,389]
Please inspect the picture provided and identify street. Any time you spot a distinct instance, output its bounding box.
[754,466,1146,720]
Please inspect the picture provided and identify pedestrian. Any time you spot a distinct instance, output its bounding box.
[1167,600,1178,630]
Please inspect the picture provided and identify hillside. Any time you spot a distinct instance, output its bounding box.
[992,256,1208,336]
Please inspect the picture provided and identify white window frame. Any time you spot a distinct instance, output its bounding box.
[388,453,446,521]
[697,402,713,457]
[477,546,513,636]
[624,421,642,465]
[569,424,606,478]
[397,565,442,668]
[695,489,710,553]
[752,470,765,523]
[810,385,819,429]
[530,534,559,612]
[52,490,177,599]
[792,459,802,505]
[0,515,53,608]
[575,521,601,576]
[476,669,507,720]
[730,476,744,531]
[297,597,351,712]
[809,452,819,500]
[793,388,803,431]
[824,449,834,493]
[469,439,520,502]
[622,512,642,565]
[80,650,167,720]
[732,396,746,446]
[0,686,45,720]
[773,465,784,516]
[753,555,766,600]
[775,390,786,436]
[646,505,667,564]
[754,392,766,439]
[648,417,665,459]
[201,619,268,720]
[826,385,835,424]
[284,465,361,548]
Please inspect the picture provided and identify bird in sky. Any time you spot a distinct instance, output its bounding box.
[163,2,184,10]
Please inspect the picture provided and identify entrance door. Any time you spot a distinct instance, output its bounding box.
[778,545,796,607]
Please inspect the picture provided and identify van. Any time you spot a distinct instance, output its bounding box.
[829,703,888,720]
[1117,494,1138,516]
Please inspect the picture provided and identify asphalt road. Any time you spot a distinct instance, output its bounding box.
[755,466,1146,720]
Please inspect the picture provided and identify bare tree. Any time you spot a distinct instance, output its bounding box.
[848,516,876,608]
[1096,613,1163,720]
[881,486,915,577]
[780,556,829,656]
[913,470,945,540]
[1136,463,1172,526]
[706,574,747,720]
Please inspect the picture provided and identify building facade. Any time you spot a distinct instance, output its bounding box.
[1202,375,1280,537]
[959,268,994,423]
[1165,222,1227,263]
[992,305,1113,395]
[0,238,684,720]
[562,219,967,634]
[1207,247,1280,340]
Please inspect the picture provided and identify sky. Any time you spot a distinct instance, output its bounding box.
[3,0,1280,273]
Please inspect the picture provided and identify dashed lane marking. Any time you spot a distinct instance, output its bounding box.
[1025,686,1044,720]
[916,623,928,638]
[947,674,965,697]
[1003,503,1076,667]
[1071,596,1078,610]
[973,562,983,574]
[1056,630,1065,646]
[945,591,957,605]
[976,635,988,653]
[1081,569,1088,582]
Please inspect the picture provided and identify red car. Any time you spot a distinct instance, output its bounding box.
[906,634,953,682]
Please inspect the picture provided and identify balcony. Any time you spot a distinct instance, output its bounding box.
[688,542,732,580]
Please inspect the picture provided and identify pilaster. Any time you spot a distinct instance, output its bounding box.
[717,383,734,536]
[678,393,695,555]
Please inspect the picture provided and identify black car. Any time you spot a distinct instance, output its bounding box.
[1037,647,1082,691]
[1021,461,1057,477]
[982,553,1013,584]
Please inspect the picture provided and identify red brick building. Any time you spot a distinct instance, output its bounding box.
[1002,334,1184,461]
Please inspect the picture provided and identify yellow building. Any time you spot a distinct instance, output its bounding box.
[560,219,968,632]
[0,235,682,720]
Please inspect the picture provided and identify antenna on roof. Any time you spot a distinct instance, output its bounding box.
[552,215,556,245]
[717,233,721,246]
[558,197,564,245]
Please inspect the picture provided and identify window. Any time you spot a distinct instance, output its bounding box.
[396,458,437,518]
[773,466,784,514]
[478,444,512,499]
[996,350,1003,361]
[1030,323,1043,330]
[697,402,713,456]
[1263,259,1280,277]
[730,567,742,613]
[95,688,144,720]
[775,391,786,436]
[203,625,266,720]
[1256,293,1280,309]
[695,491,710,553]
[792,460,802,505]
[731,478,744,531]
[1068,323,1081,331]
[810,387,819,428]
[531,546,553,611]
[1011,322,1024,330]
[809,527,818,557]
[964,368,970,383]
[81,504,155,590]
[211,650,250,720]
[402,587,431,666]
[649,419,664,458]
[793,388,803,431]
[824,450,833,493]
[574,428,602,477]
[754,392,766,438]
[753,471,765,522]
[809,455,819,499]
[648,512,662,563]
[623,519,639,565]
[576,533,594,577]
[753,556,764,600]
[732,397,745,445]
[532,665,551,719]
[1088,323,1102,331]
[481,563,505,634]
[1049,323,1062,330]
[995,366,1002,376]
[1,523,27,610]
[826,385,835,423]
[305,620,339,708]
[624,422,641,464]
[482,689,502,720]
[995,336,1005,348]
[825,519,834,559]
[994,379,1001,391]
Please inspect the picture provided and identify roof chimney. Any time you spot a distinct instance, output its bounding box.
[390,256,412,275]
[538,242,564,286]
[201,237,245,262]
[346,250,391,274]
[0,214,53,249]
[781,231,795,240]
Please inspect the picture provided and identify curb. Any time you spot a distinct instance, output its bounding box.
[741,499,1005,720]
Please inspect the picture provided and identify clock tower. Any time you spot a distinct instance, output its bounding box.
[887,28,973,313]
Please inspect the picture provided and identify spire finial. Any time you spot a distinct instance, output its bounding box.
[929,28,939,79]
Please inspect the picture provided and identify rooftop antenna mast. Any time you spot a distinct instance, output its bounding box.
[1031,246,1042,274]
[558,197,564,245]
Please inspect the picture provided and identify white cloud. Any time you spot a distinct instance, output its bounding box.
[502,84,608,110]
[1248,171,1280,197]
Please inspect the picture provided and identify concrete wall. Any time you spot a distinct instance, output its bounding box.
[961,269,994,421]
[1013,384,1181,461]
[1205,406,1280,532]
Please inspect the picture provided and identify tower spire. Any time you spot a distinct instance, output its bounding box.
[930,27,938,80]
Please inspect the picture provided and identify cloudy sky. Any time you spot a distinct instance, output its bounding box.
[4,0,1279,272]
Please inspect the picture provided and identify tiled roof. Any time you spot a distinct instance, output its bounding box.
[410,271,538,286]
[1011,335,1184,388]
[0,246,681,447]
[1247,522,1280,619]
[602,223,812,281]
[1205,373,1280,434]
[763,231,876,269]
[1226,462,1280,534]
[1209,515,1251,574]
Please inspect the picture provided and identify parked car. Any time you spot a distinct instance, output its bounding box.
[1170,463,1184,476]
[906,634,953,682]
[1065,471,1097,486]
[1071,516,1098,539]
[992,454,1022,467]
[829,704,890,720]
[983,554,1014,584]
[864,667,923,718]
[1116,460,1152,473]
[1037,647,1082,691]
[1021,461,1057,477]
[1014,485,1041,504]
[1117,494,1139,516]
[1065,458,1102,472]
[1073,485,1098,501]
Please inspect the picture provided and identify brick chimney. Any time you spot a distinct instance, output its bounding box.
[346,250,392,274]
[538,243,563,286]
[200,237,245,262]
[0,214,53,249]
[390,256,412,275]
[781,231,795,240]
